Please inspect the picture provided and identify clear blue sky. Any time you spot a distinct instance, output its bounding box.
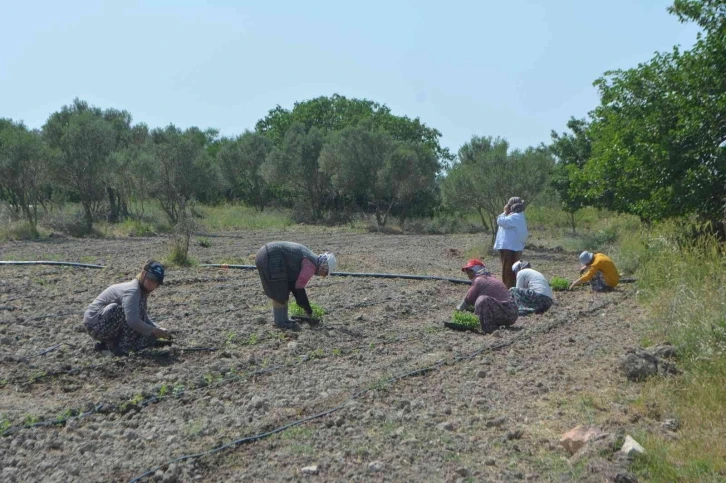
[0,0,700,154]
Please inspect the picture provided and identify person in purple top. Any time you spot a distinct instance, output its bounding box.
[456,259,519,333]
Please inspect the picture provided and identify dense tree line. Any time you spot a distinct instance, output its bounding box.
[2,1,722,234]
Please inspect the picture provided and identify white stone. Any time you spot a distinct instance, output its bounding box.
[301,465,318,475]
[620,435,645,456]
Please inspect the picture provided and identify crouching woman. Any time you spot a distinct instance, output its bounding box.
[457,259,518,333]
[83,260,170,354]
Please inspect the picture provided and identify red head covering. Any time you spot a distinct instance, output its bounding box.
[461,259,485,272]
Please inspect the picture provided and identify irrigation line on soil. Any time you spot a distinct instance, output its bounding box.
[128,294,626,482]
[0,261,105,269]
[200,264,473,285]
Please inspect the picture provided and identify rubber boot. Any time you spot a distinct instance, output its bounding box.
[273,306,300,331]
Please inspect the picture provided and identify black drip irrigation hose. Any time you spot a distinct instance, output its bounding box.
[0,261,105,269]
[199,264,473,285]
[127,296,628,483]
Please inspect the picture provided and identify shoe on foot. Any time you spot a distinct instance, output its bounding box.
[274,320,301,331]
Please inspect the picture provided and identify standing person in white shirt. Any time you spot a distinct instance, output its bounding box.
[493,197,529,288]
[510,261,554,315]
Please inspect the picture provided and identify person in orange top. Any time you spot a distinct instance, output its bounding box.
[569,251,620,292]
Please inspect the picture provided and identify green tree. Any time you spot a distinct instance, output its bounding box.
[150,125,221,223]
[44,100,119,230]
[571,0,726,226]
[442,136,554,241]
[0,120,50,225]
[255,94,452,162]
[216,131,274,210]
[549,118,592,234]
[262,122,331,221]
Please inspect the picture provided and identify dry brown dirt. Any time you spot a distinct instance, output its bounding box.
[1,229,646,482]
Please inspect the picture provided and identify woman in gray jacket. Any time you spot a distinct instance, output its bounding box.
[83,260,170,354]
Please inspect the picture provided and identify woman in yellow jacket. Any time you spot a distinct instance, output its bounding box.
[569,251,619,292]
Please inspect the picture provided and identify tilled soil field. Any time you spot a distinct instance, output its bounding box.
[1,229,645,482]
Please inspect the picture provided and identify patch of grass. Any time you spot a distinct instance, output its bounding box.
[197,237,212,248]
[198,204,293,231]
[0,418,11,433]
[289,301,325,319]
[0,221,43,241]
[452,310,480,328]
[620,221,726,482]
[108,219,158,237]
[549,277,570,291]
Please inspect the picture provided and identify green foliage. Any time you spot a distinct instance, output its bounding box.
[150,125,222,223]
[167,216,197,267]
[255,94,451,161]
[216,131,274,210]
[319,123,441,227]
[549,277,570,291]
[44,99,132,231]
[0,120,50,225]
[452,311,480,327]
[197,237,211,248]
[0,221,42,241]
[549,118,592,233]
[289,301,325,319]
[262,122,331,221]
[554,2,726,227]
[442,136,554,237]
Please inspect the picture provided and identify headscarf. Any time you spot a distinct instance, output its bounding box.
[461,258,490,276]
[317,252,337,274]
[507,196,526,214]
[512,260,532,274]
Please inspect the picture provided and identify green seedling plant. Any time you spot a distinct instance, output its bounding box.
[451,310,480,328]
[24,414,41,426]
[246,333,260,345]
[158,384,170,398]
[550,277,570,291]
[289,301,325,319]
[197,237,212,248]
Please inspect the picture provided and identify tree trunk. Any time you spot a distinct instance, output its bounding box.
[476,207,490,231]
[82,201,94,232]
[107,186,119,223]
[569,211,577,235]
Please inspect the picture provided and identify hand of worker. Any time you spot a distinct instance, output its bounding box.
[152,327,170,339]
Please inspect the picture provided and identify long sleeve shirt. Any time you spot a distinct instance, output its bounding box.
[493,212,528,251]
[83,280,157,336]
[515,269,553,299]
[579,253,620,288]
[464,275,514,306]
